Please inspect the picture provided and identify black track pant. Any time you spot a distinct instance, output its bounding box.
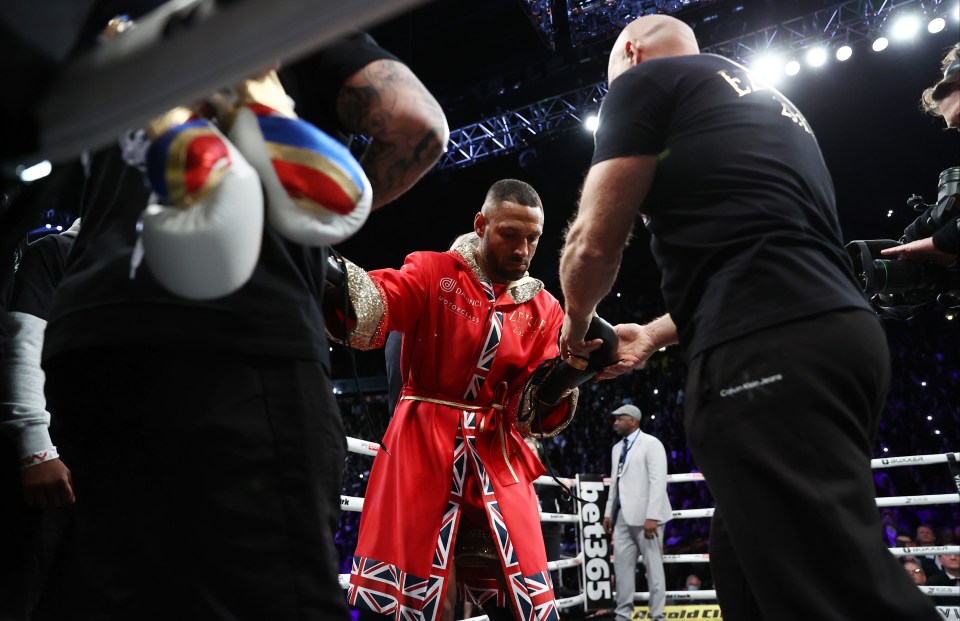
[684,309,940,621]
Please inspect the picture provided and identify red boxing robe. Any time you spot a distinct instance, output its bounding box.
[343,238,575,621]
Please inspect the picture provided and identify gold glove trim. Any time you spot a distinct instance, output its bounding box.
[346,261,386,349]
[515,386,578,439]
[325,260,386,349]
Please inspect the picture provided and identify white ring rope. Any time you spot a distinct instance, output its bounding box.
[871,452,960,469]
[889,545,960,556]
[631,546,960,564]
[456,584,960,620]
[341,437,960,604]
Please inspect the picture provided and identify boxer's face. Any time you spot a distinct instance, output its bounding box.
[475,201,543,284]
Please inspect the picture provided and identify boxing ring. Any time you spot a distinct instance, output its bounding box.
[339,436,960,618]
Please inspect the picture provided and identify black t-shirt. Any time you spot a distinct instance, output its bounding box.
[10,233,74,320]
[592,54,870,359]
[42,32,395,368]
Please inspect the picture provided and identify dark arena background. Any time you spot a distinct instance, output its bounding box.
[1,0,957,618]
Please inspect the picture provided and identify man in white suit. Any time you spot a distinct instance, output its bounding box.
[602,403,672,621]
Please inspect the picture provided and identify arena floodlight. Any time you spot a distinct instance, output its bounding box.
[16,160,52,183]
[955,4,959,21]
[927,17,946,33]
[751,53,785,84]
[873,37,889,52]
[891,14,920,40]
[806,47,828,67]
[785,60,801,76]
[584,114,599,133]
[836,45,853,61]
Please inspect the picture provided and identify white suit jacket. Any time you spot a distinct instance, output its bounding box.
[604,431,673,526]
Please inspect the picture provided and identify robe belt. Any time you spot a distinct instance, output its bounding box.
[400,392,521,485]
[399,395,504,412]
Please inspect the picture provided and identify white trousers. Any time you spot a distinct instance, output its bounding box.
[613,520,666,621]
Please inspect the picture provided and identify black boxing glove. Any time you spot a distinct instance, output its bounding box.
[321,251,356,341]
[514,316,618,436]
[536,315,618,404]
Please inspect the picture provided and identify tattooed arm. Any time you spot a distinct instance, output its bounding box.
[336,59,449,209]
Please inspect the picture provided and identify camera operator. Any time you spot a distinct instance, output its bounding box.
[880,43,959,265]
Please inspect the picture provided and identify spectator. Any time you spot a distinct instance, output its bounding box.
[927,553,960,586]
[902,560,927,586]
[602,403,672,621]
[895,533,919,564]
[925,553,960,605]
[915,524,942,577]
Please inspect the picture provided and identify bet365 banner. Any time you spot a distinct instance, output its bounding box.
[577,474,613,610]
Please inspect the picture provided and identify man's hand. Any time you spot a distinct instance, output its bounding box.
[559,314,604,362]
[22,459,75,508]
[603,516,613,535]
[879,237,956,264]
[643,518,659,540]
[594,323,656,380]
[595,315,679,380]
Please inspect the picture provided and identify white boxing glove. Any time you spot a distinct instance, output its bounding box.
[140,118,263,300]
[228,103,372,247]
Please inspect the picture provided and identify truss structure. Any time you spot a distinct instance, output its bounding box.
[702,0,953,63]
[438,82,608,169]
[358,0,955,170]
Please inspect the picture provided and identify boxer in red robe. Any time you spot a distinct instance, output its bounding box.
[332,179,576,621]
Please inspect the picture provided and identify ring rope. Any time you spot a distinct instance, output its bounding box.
[346,436,958,479]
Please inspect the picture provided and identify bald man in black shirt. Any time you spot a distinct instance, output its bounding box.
[559,14,939,621]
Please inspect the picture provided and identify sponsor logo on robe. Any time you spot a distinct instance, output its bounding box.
[507,309,547,338]
[439,278,482,306]
[437,295,480,324]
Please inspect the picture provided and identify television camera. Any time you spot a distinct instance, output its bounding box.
[846,166,960,319]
